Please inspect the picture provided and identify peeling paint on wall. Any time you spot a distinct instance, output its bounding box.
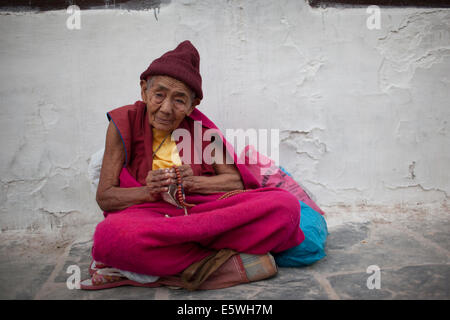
[377,10,450,93]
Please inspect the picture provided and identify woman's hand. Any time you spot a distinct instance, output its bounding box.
[144,165,200,197]
[177,164,195,193]
[145,168,177,198]
[177,164,194,179]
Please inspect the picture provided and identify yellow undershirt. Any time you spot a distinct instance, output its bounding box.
[152,127,182,171]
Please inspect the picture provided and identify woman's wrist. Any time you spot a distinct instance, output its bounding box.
[183,174,243,194]
[142,186,161,202]
[182,176,197,193]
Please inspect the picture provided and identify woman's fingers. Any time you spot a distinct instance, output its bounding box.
[149,186,168,193]
[177,165,193,178]
[147,169,176,183]
[148,178,176,190]
[149,174,176,183]
[145,168,178,195]
[146,167,193,195]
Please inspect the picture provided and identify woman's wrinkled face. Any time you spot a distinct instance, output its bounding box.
[141,75,200,132]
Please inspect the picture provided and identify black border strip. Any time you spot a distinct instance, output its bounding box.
[0,0,165,11]
[309,0,450,8]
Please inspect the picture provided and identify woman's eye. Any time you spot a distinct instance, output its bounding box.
[175,100,185,104]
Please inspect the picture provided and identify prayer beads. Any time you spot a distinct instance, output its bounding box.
[172,165,195,215]
[218,189,249,200]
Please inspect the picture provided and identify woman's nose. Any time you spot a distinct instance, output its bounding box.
[159,98,172,113]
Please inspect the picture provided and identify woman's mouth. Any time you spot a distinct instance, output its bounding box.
[155,116,173,124]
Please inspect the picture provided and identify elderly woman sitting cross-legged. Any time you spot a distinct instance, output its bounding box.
[80,41,304,291]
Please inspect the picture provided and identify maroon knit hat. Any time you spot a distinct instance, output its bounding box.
[140,40,203,100]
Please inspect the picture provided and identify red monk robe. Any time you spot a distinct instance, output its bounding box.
[92,100,304,277]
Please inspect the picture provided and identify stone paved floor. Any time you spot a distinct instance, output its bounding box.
[0,204,449,300]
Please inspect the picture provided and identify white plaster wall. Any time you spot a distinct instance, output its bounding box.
[0,0,449,232]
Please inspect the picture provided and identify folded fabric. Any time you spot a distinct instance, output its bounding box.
[279,166,324,215]
[92,167,304,277]
[118,269,160,284]
[87,148,104,192]
[274,201,328,267]
[239,145,325,215]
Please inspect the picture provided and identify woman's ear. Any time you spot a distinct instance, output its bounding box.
[140,79,148,101]
[186,98,201,116]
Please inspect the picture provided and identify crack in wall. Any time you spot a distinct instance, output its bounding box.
[409,161,416,180]
[384,183,449,199]
[38,208,81,219]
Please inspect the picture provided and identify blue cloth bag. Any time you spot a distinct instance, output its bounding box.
[274,200,328,267]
